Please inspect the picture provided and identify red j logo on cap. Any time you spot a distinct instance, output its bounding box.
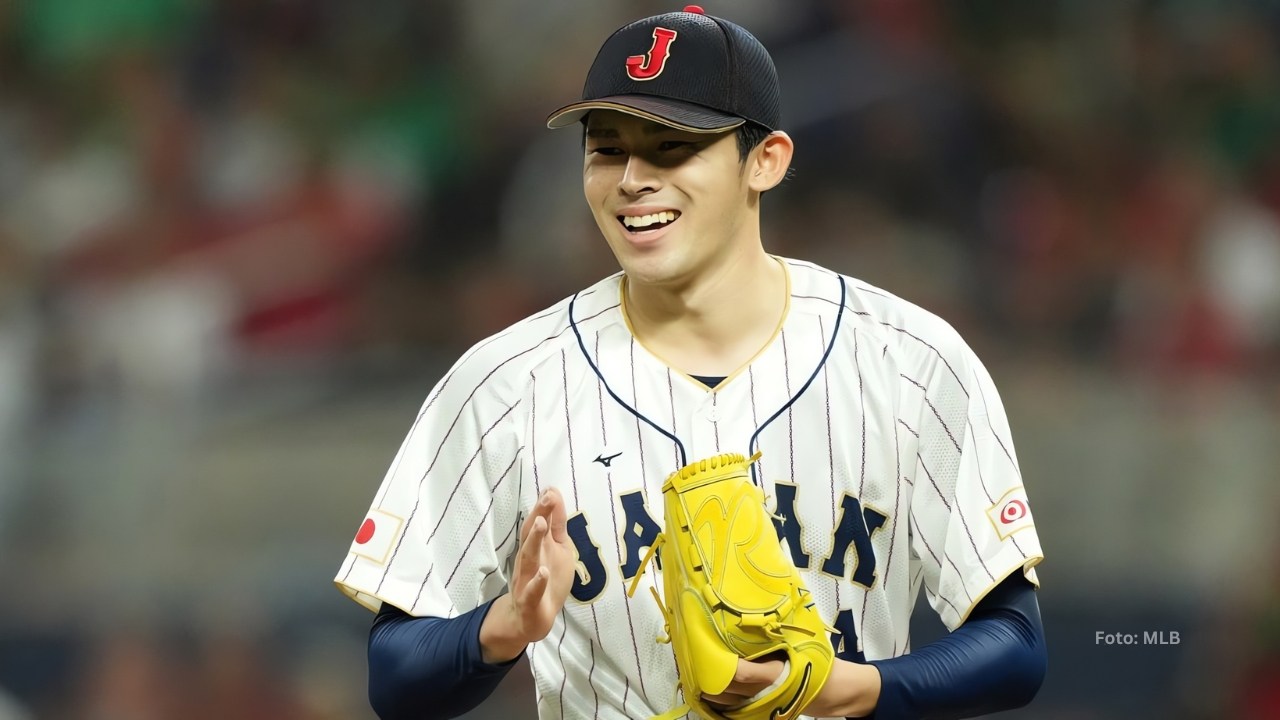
[626,28,678,81]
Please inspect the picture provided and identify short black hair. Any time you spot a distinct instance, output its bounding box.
[735,122,771,162]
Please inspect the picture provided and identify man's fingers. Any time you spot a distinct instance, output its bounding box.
[703,682,760,705]
[544,487,569,542]
[518,489,571,548]
[519,566,549,608]
[516,516,548,577]
[518,506,539,541]
[520,491,557,540]
[702,682,767,708]
[736,656,785,685]
[701,691,745,708]
[700,657,786,707]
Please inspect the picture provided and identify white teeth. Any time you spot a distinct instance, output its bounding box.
[621,211,677,229]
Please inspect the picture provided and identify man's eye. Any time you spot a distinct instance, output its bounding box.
[589,147,624,156]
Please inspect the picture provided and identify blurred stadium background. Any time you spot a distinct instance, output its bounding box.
[1,0,1279,718]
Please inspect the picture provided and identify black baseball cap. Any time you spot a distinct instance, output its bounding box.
[546,5,781,134]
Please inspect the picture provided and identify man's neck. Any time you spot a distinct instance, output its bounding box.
[623,248,788,377]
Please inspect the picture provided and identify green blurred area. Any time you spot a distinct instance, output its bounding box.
[18,0,195,67]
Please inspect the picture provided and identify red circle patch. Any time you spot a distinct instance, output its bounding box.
[355,518,376,544]
[1000,500,1027,524]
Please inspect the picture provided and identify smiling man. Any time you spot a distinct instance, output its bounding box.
[336,6,1047,720]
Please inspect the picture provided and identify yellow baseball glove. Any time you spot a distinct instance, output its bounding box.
[628,452,834,720]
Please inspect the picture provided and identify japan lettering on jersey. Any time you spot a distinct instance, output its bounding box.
[335,257,1044,720]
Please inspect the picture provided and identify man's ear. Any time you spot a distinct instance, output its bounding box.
[748,131,794,192]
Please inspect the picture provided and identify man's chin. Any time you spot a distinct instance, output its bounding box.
[617,254,693,289]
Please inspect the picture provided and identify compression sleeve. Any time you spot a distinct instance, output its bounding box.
[865,573,1046,720]
[367,599,522,720]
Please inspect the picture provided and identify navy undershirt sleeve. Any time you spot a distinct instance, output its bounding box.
[865,573,1046,720]
[367,599,522,720]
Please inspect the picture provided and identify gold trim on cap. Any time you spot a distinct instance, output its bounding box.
[546,100,745,133]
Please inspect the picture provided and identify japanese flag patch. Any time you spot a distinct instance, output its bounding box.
[986,487,1034,540]
[349,509,404,565]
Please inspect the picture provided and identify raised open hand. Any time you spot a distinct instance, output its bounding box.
[508,487,577,643]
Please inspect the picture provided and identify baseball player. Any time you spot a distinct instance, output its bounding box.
[336,6,1046,719]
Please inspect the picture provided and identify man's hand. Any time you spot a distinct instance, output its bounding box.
[480,488,576,663]
[703,657,882,718]
[510,487,577,640]
[701,655,788,709]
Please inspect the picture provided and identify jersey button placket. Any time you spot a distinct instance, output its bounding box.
[691,393,719,454]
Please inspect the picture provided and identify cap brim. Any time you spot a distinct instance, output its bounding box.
[546,95,746,133]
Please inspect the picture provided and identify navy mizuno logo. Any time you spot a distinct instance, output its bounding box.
[593,452,623,468]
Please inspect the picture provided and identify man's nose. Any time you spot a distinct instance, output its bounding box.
[619,154,661,195]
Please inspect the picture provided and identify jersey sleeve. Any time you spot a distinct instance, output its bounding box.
[334,352,526,618]
[904,335,1043,631]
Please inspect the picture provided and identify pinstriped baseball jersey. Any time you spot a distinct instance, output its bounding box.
[335,256,1044,720]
